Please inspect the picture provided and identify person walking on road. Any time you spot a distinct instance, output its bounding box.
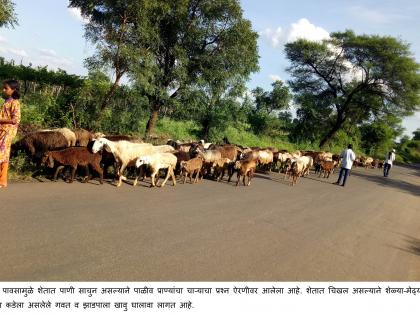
[334,144,356,187]
[383,149,396,177]
[0,80,21,188]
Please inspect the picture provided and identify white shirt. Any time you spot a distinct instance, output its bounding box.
[340,149,356,169]
[384,152,396,165]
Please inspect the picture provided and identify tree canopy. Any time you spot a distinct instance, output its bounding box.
[413,128,420,141]
[285,30,420,148]
[0,0,17,28]
[69,0,259,138]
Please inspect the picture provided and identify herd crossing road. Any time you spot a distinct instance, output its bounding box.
[0,165,419,281]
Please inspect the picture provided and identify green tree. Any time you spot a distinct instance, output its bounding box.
[249,81,292,137]
[130,0,259,138]
[0,0,17,28]
[360,115,403,156]
[252,80,291,114]
[413,128,420,140]
[68,0,138,121]
[285,30,420,148]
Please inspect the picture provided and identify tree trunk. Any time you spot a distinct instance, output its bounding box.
[202,120,210,141]
[96,73,123,121]
[319,118,345,149]
[145,108,159,139]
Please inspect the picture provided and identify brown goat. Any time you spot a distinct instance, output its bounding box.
[42,147,103,184]
[319,160,335,178]
[212,158,232,182]
[180,157,203,184]
[11,131,68,165]
[174,151,191,175]
[74,128,93,146]
[235,159,257,186]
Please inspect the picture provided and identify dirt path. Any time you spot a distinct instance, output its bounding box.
[0,165,419,281]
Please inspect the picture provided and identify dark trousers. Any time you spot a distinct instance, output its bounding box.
[337,167,350,186]
[383,163,391,177]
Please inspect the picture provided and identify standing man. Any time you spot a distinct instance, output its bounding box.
[383,149,396,177]
[334,144,356,187]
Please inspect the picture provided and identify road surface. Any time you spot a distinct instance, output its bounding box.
[0,165,419,281]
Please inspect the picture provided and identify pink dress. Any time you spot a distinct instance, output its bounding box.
[0,98,21,163]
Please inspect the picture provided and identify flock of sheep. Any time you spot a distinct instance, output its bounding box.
[11,127,381,187]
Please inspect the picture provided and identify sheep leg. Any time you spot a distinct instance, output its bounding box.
[182,171,187,184]
[53,166,65,181]
[82,165,90,183]
[227,165,233,182]
[236,173,240,186]
[218,168,224,182]
[160,167,172,187]
[150,169,158,187]
[133,174,139,187]
[93,162,104,184]
[194,169,200,183]
[69,167,77,183]
[171,167,177,186]
[248,169,254,186]
[117,163,128,187]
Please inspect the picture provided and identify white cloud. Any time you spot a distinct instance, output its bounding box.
[349,6,407,24]
[38,48,58,57]
[0,46,28,57]
[0,35,6,44]
[262,18,330,48]
[68,7,89,23]
[269,74,282,82]
[37,48,73,69]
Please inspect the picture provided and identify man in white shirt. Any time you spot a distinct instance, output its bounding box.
[383,149,396,177]
[334,144,356,187]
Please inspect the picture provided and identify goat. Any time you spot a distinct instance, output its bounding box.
[11,131,68,165]
[234,159,257,186]
[134,153,177,187]
[42,147,103,184]
[40,128,76,147]
[73,128,93,146]
[180,157,203,184]
[319,160,335,178]
[212,158,232,182]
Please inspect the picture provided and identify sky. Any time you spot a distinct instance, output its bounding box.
[0,0,419,137]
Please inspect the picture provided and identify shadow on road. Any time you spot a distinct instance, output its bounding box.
[389,234,420,257]
[351,171,420,197]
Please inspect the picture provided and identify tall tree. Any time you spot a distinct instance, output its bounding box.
[285,30,420,148]
[252,80,291,114]
[413,128,420,141]
[0,0,18,28]
[68,0,138,121]
[130,0,259,138]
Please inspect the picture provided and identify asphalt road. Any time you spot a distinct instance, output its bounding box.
[0,165,419,281]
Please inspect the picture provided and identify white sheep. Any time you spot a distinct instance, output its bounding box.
[134,153,177,187]
[91,138,155,187]
[152,144,176,153]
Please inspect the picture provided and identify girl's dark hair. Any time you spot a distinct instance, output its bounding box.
[3,79,20,99]
[388,151,392,159]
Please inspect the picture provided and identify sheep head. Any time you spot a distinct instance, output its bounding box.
[136,155,152,168]
[41,152,54,168]
[91,138,107,153]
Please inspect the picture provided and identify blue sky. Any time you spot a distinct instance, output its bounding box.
[0,0,419,136]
